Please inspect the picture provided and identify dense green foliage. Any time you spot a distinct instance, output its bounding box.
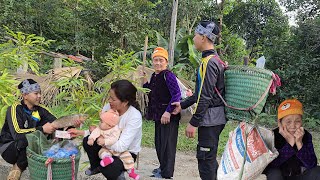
[0,28,52,127]
[0,0,319,128]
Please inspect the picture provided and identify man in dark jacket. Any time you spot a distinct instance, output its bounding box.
[172,20,227,180]
[0,79,56,180]
[263,99,320,180]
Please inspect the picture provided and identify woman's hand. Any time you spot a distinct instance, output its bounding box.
[67,128,85,138]
[294,127,304,150]
[140,70,148,84]
[161,111,171,124]
[278,121,295,146]
[97,136,105,146]
[87,138,94,146]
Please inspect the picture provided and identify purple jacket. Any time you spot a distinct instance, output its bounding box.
[143,70,181,121]
[267,128,318,176]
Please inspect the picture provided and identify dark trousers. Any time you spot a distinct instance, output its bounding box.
[197,124,225,180]
[154,115,180,178]
[264,166,320,180]
[83,136,137,180]
[1,142,27,171]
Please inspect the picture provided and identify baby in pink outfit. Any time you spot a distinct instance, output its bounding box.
[88,109,139,180]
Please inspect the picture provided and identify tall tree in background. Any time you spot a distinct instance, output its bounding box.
[149,0,214,38]
[267,0,319,116]
[224,0,289,60]
[279,0,319,20]
[0,0,155,57]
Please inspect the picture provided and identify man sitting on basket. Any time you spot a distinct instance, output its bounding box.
[0,79,57,180]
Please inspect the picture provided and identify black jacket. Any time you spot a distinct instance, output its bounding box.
[181,49,226,127]
[0,101,56,153]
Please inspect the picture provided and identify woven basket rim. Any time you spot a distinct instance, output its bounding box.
[27,147,81,163]
[226,65,274,76]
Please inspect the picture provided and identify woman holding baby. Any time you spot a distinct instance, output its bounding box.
[68,79,142,180]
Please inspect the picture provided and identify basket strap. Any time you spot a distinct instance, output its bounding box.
[71,155,76,180]
[45,158,54,180]
[214,78,274,111]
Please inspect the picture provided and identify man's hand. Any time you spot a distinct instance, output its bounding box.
[97,136,105,146]
[67,128,85,138]
[171,102,181,115]
[185,123,197,138]
[73,119,82,128]
[186,89,193,97]
[161,111,171,124]
[294,127,305,150]
[278,121,295,146]
[42,122,56,134]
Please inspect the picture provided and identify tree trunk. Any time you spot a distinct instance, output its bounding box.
[168,0,179,68]
[217,0,224,56]
[243,56,249,66]
[141,36,148,86]
[16,61,28,74]
[54,58,62,69]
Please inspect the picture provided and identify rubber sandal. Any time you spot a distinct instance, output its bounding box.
[85,166,100,176]
[7,169,21,180]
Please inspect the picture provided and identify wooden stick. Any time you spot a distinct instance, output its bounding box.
[168,0,179,68]
[141,36,148,86]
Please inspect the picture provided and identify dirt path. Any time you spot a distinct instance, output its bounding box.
[0,147,200,180]
[1,146,267,180]
[78,147,201,180]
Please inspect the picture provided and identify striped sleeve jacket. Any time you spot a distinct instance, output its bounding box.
[0,101,56,153]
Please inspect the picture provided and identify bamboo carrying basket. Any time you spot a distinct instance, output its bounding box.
[26,131,81,180]
[223,66,275,121]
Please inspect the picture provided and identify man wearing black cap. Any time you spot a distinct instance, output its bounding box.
[172,20,227,180]
[0,79,57,180]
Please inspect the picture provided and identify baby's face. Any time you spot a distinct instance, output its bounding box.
[100,121,114,130]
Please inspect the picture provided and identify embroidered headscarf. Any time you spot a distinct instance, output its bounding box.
[19,79,41,94]
[195,21,218,42]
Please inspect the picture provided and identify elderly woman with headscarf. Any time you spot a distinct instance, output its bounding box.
[263,99,320,180]
[142,47,181,179]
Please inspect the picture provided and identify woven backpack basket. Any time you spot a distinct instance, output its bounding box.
[222,65,275,121]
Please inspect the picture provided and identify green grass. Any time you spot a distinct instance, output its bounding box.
[141,120,238,157]
[142,120,320,162]
[311,131,320,165]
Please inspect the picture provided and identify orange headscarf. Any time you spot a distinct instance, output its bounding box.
[277,99,303,120]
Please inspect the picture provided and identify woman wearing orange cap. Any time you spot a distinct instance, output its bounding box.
[142,47,181,179]
[263,99,320,180]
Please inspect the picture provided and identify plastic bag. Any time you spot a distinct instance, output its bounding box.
[43,140,78,159]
